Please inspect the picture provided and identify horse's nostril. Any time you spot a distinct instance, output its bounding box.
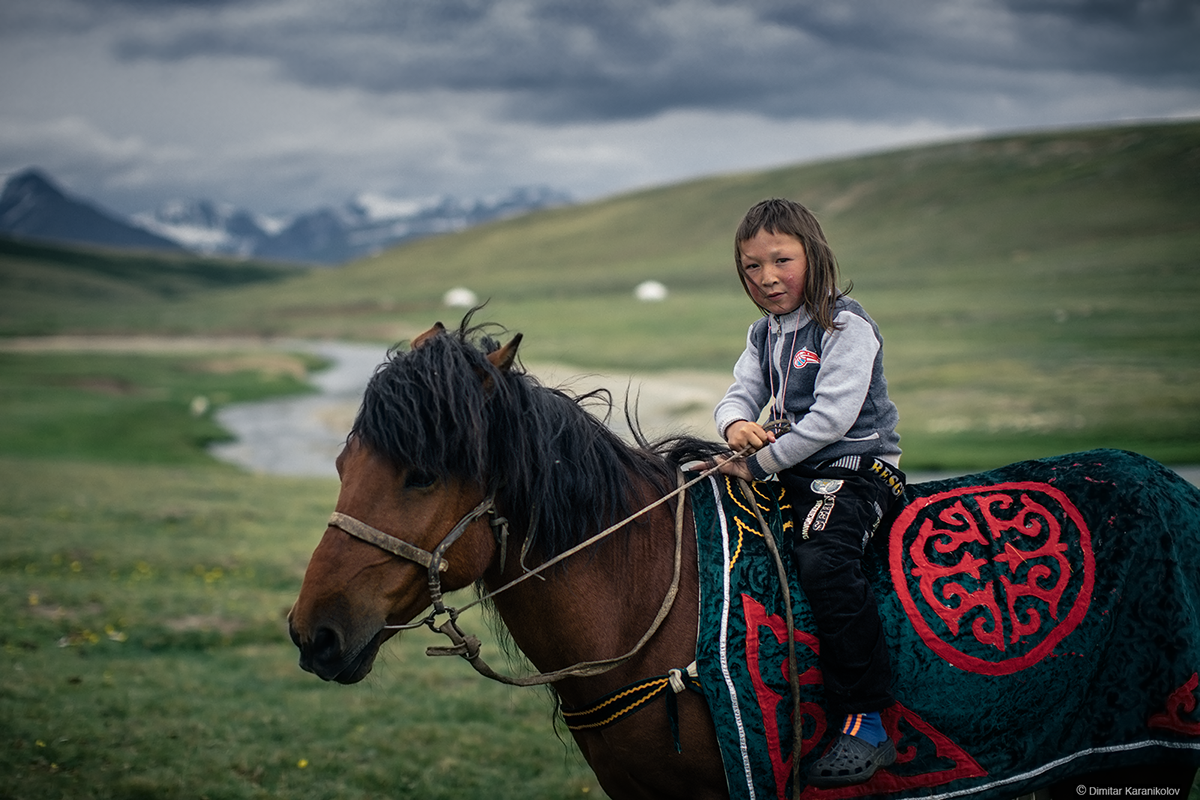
[311,625,341,660]
[294,623,344,677]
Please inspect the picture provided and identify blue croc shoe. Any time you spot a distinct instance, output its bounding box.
[808,733,896,788]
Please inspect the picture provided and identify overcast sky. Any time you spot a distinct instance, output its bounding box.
[1,0,1197,216]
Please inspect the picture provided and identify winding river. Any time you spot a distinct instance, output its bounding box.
[209,341,389,479]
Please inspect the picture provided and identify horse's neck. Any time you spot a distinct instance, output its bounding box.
[484,503,695,702]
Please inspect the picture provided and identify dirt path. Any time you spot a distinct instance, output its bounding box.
[525,361,732,442]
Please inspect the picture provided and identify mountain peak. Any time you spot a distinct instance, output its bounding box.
[2,167,66,199]
[1,168,68,226]
[1,169,183,253]
[140,184,572,264]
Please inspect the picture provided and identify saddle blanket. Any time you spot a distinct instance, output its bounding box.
[690,449,1200,799]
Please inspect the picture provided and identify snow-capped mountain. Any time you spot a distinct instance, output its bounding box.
[131,199,283,258]
[1,167,570,265]
[133,186,571,265]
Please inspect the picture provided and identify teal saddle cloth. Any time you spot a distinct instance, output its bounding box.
[690,449,1200,799]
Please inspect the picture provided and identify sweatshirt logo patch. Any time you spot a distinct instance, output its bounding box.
[792,349,820,369]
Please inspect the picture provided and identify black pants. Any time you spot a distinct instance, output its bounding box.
[778,456,905,715]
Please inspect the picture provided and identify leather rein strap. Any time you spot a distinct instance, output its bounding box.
[435,470,690,687]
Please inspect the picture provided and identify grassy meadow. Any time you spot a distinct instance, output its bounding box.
[1,120,1199,798]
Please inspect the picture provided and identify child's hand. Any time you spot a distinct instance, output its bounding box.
[725,420,776,453]
[716,454,754,481]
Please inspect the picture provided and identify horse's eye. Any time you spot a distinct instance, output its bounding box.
[405,470,437,489]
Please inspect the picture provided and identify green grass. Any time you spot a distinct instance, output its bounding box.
[1,199,1198,795]
[0,458,600,800]
[0,349,323,464]
[0,350,600,798]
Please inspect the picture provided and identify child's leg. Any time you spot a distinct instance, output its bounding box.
[793,495,892,712]
[782,466,899,714]
[782,464,904,786]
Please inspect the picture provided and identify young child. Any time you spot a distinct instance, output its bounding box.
[713,198,905,788]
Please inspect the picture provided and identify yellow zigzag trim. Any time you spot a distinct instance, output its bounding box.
[730,516,750,567]
[721,476,796,562]
[563,677,669,729]
[725,475,758,520]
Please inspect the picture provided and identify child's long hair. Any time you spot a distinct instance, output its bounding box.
[734,198,848,332]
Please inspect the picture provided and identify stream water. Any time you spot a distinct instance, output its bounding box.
[208,341,389,478]
[205,340,738,479]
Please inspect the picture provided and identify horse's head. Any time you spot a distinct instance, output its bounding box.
[288,322,521,683]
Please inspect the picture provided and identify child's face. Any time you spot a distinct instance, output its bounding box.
[738,229,807,315]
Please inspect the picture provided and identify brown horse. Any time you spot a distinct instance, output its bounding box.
[288,318,1200,799]
[288,318,730,799]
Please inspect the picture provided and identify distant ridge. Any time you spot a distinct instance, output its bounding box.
[0,168,570,266]
[3,120,1197,470]
[132,186,571,265]
[0,169,185,254]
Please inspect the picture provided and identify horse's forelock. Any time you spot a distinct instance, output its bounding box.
[351,331,495,484]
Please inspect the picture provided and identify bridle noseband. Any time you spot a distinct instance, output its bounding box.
[327,494,507,632]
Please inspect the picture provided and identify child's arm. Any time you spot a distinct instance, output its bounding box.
[744,313,880,479]
[726,420,775,451]
[712,324,774,480]
[714,324,771,441]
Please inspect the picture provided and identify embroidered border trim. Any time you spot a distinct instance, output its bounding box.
[562,673,701,731]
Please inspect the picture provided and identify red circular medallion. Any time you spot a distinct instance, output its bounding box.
[889,481,1094,675]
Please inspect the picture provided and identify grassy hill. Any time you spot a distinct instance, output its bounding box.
[169,120,1199,362]
[2,120,1198,468]
[0,236,306,337]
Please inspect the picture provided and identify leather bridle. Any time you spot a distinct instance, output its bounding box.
[326,494,505,633]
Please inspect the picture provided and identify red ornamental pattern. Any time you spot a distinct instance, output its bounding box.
[741,595,986,799]
[889,482,1094,675]
[1148,673,1200,735]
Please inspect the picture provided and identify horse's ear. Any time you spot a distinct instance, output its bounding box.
[412,322,446,349]
[487,333,522,373]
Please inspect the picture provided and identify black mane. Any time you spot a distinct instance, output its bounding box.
[351,314,725,558]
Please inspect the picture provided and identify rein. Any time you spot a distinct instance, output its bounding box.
[327,458,734,686]
[738,476,803,795]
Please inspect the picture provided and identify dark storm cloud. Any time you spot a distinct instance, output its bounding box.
[92,0,1200,125]
[2,0,1197,213]
[762,1,1200,78]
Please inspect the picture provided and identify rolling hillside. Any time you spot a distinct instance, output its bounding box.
[2,120,1198,468]
[176,120,1199,360]
[0,236,305,336]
